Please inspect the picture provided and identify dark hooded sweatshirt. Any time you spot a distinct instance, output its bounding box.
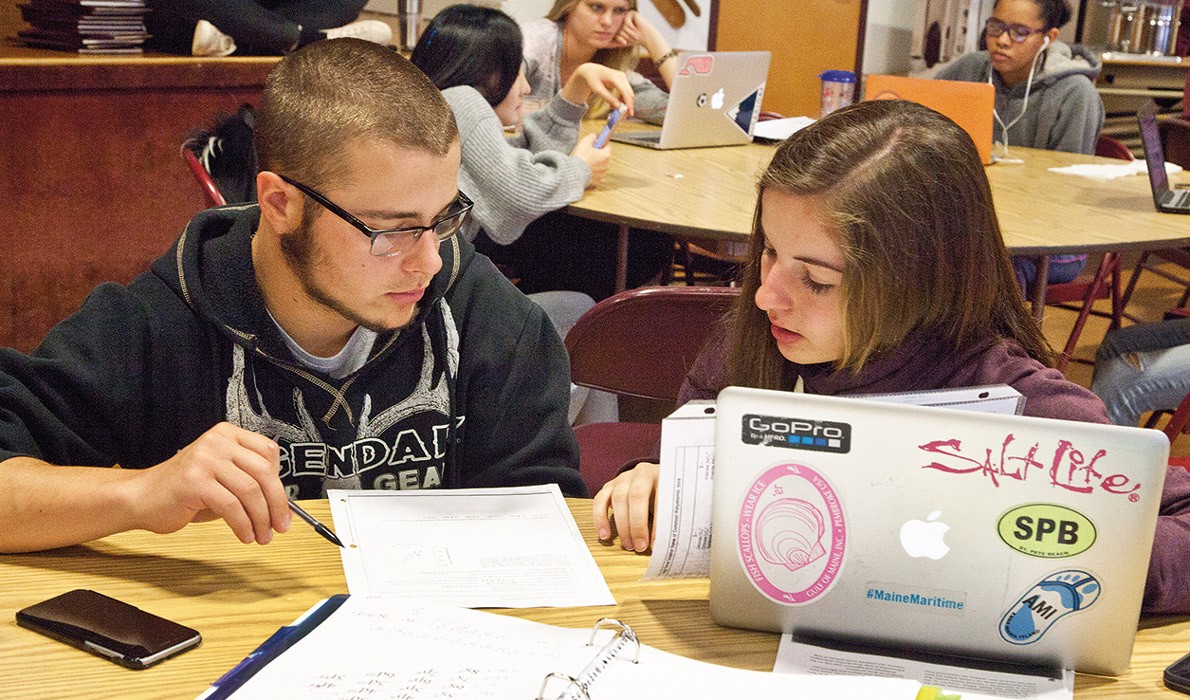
[0,204,585,498]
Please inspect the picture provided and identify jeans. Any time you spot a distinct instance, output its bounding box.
[147,0,368,55]
[1091,318,1190,426]
[1012,254,1088,295]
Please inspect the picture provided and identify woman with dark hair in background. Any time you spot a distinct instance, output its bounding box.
[412,4,671,301]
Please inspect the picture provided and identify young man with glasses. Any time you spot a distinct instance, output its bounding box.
[0,39,583,553]
[936,0,1103,294]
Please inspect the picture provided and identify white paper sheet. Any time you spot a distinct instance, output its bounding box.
[329,485,615,608]
[223,597,922,700]
[753,116,817,141]
[775,636,1073,700]
[643,387,1026,580]
[642,401,716,580]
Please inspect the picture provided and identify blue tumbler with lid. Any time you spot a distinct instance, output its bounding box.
[819,70,857,118]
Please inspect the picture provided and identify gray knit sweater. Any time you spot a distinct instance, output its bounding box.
[443,85,592,246]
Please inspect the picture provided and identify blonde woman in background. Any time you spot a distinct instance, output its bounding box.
[520,0,677,123]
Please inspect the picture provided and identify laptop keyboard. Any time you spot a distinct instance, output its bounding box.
[1169,189,1190,208]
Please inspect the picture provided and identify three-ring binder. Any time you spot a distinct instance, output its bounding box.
[536,618,641,700]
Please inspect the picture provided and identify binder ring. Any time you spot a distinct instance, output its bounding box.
[536,672,589,700]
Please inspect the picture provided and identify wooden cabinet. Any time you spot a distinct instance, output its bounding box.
[713,0,868,118]
[1,3,275,351]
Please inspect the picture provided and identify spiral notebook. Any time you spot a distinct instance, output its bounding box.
[202,596,920,699]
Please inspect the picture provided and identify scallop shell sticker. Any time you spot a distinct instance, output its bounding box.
[738,463,846,604]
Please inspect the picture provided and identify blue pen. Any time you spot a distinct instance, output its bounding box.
[199,595,350,700]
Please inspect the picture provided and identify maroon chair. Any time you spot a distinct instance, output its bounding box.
[1044,253,1124,372]
[1094,134,1134,161]
[565,286,739,494]
[181,140,227,208]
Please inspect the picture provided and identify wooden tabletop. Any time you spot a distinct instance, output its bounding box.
[567,139,1190,256]
[0,499,1187,698]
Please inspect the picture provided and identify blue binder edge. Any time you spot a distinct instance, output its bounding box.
[196,594,350,700]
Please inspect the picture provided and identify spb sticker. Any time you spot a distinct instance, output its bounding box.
[737,463,846,604]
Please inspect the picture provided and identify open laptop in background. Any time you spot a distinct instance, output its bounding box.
[864,74,995,165]
[611,51,770,150]
[1137,99,1190,214]
[709,387,1169,676]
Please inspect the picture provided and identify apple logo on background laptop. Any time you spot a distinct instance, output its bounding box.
[710,88,725,110]
[899,510,951,560]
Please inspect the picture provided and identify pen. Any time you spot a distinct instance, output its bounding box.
[287,501,344,547]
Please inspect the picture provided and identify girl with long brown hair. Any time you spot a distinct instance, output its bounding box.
[592,102,1190,615]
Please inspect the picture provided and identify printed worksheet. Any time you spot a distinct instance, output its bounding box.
[329,485,615,608]
[642,401,717,580]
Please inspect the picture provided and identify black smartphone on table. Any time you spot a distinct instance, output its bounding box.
[1167,651,1190,694]
[17,589,201,669]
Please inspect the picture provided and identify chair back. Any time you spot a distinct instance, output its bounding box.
[181,142,227,208]
[1095,135,1134,161]
[566,286,739,494]
[1044,252,1123,372]
[1165,391,1190,443]
[565,286,739,402]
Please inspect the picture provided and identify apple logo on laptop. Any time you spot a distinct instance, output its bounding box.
[710,88,725,110]
[899,510,950,560]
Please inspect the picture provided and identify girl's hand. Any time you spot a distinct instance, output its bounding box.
[571,134,611,188]
[562,63,636,116]
[592,462,660,551]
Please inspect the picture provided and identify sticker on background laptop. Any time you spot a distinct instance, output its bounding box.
[737,463,845,604]
[999,569,1100,645]
[678,55,714,76]
[741,414,851,454]
[997,504,1097,558]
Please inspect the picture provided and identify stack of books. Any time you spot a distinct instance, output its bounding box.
[17,0,150,54]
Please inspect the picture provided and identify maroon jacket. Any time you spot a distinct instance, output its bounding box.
[680,328,1190,614]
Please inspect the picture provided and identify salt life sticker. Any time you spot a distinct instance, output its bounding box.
[1000,569,1100,645]
[737,463,846,605]
[741,413,851,454]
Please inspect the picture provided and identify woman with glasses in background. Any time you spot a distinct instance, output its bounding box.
[937,0,1103,155]
[520,0,676,124]
[937,0,1104,292]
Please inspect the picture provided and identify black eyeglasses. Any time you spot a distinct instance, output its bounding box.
[279,175,473,257]
[984,17,1047,44]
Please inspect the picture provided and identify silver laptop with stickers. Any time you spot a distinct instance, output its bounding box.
[709,387,1170,676]
[611,51,770,150]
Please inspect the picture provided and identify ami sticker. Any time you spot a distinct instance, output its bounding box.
[737,463,846,605]
[1000,569,1101,645]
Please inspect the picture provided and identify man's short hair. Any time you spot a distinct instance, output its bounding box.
[255,38,458,189]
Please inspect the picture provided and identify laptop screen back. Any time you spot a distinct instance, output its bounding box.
[864,74,995,165]
[1137,99,1171,203]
